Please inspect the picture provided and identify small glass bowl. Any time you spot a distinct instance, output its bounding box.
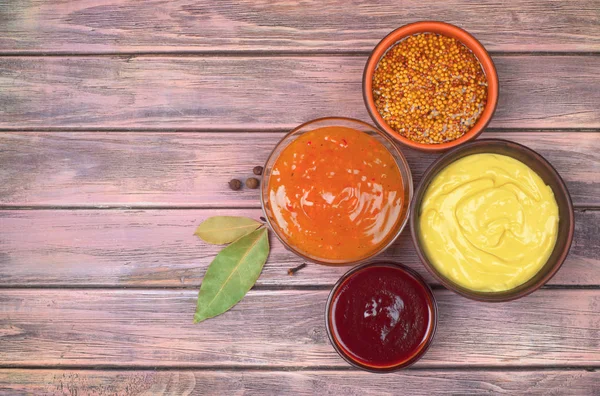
[260,117,413,266]
[325,262,438,372]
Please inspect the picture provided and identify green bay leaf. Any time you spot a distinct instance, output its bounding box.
[194,216,261,245]
[194,227,269,323]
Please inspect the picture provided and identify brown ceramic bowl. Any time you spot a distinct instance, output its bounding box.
[363,21,499,152]
[325,262,437,372]
[409,139,574,302]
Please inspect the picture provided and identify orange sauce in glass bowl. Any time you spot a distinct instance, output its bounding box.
[265,125,407,263]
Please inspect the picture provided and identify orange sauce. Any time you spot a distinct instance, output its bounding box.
[267,126,405,261]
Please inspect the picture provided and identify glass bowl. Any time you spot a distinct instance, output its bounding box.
[261,117,413,265]
[325,262,437,372]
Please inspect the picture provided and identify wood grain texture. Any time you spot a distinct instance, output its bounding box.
[0,132,597,207]
[1,56,599,129]
[0,209,597,287]
[1,0,600,53]
[0,369,598,396]
[0,0,597,389]
[0,289,598,367]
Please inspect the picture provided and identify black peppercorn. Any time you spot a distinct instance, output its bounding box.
[229,179,242,191]
[246,177,260,189]
[253,166,264,176]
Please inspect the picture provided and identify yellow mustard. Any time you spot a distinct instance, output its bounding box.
[419,153,559,292]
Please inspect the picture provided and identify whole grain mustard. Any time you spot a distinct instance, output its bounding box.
[419,154,559,292]
[373,33,488,144]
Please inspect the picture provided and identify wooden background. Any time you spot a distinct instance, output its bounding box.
[0,1,599,395]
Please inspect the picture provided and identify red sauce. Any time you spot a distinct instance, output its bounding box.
[328,264,436,370]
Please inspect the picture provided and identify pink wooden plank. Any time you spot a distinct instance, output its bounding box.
[0,132,597,207]
[2,0,600,53]
[0,209,597,287]
[0,289,598,367]
[0,369,597,395]
[0,56,599,129]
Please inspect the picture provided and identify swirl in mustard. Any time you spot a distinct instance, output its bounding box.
[419,153,559,292]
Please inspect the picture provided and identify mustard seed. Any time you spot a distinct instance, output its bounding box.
[372,33,488,144]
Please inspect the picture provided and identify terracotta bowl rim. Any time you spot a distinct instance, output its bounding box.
[324,261,438,372]
[363,21,499,152]
[409,138,575,302]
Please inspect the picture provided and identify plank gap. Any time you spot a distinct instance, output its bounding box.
[0,365,596,372]
[0,127,599,133]
[0,205,597,210]
[0,285,597,290]
[0,51,599,58]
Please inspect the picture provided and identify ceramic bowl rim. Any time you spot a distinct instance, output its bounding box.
[363,21,499,152]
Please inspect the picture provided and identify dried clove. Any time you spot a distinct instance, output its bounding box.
[288,263,307,276]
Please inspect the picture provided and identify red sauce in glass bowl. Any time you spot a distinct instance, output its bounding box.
[326,263,437,371]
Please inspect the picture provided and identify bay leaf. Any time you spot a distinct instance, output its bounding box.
[194,227,269,323]
[194,216,261,245]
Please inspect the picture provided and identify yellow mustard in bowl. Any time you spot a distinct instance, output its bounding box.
[419,153,559,292]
